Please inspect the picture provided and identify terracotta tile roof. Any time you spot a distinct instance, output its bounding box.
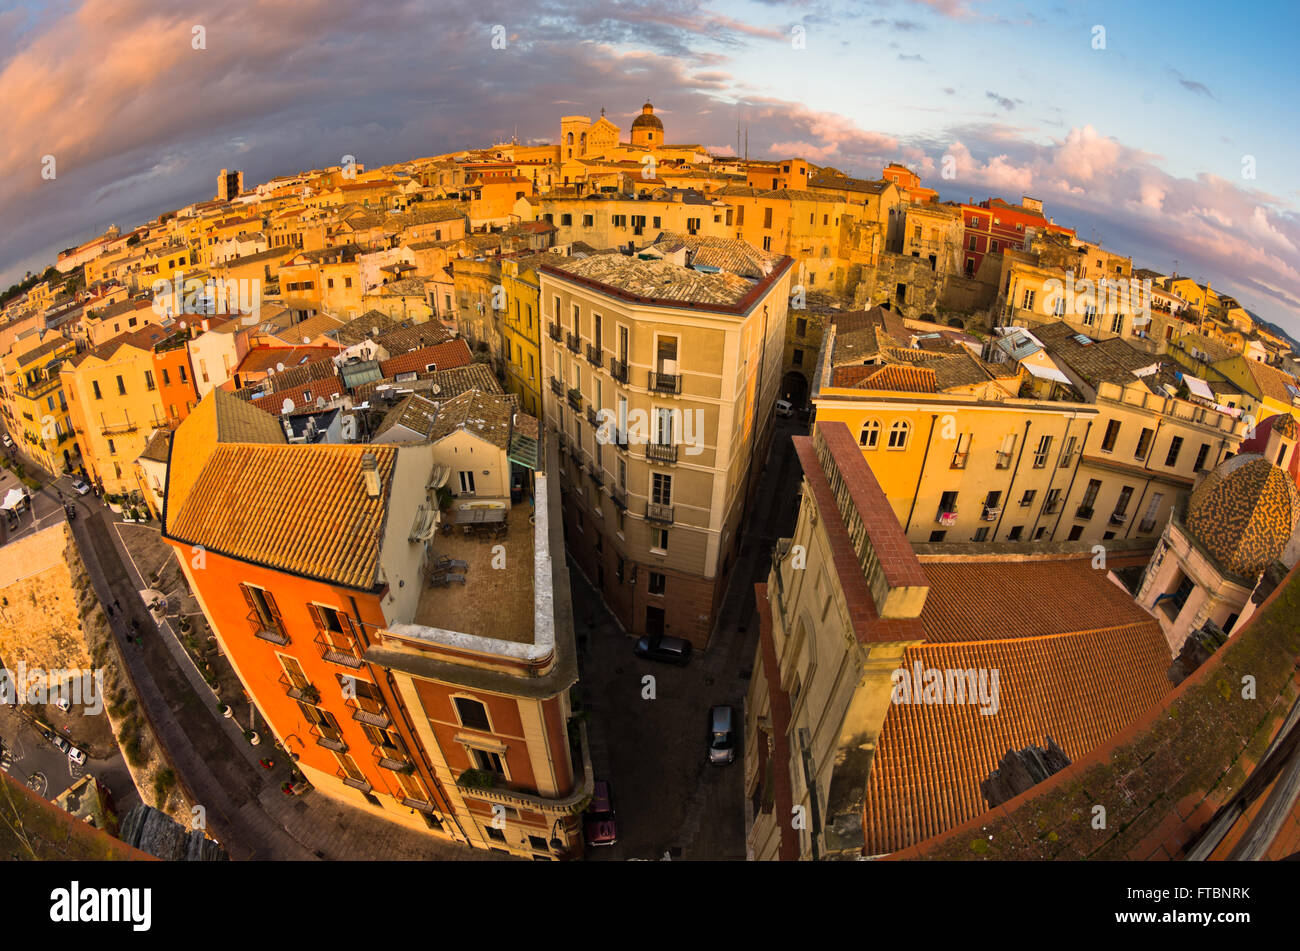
[1241,359,1300,405]
[862,617,1171,854]
[917,557,1159,643]
[236,345,336,375]
[648,232,778,279]
[168,442,396,589]
[379,338,472,377]
[426,389,513,449]
[351,363,501,403]
[375,324,452,355]
[839,363,937,393]
[543,253,764,307]
[138,427,172,463]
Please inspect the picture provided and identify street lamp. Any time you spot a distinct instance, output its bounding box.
[549,816,570,857]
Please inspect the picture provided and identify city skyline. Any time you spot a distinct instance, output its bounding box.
[2,0,1298,336]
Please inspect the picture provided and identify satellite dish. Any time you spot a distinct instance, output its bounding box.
[432,384,441,395]
[303,336,310,344]
[275,362,285,373]
[315,396,326,409]
[280,398,296,414]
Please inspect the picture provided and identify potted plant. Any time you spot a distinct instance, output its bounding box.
[245,729,260,746]
[218,703,233,719]
[299,684,321,705]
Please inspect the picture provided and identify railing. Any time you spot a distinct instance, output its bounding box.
[1109,512,1127,526]
[252,623,290,646]
[995,450,1013,470]
[549,376,564,397]
[586,406,598,427]
[566,388,583,412]
[315,631,363,669]
[587,461,603,487]
[100,420,139,436]
[950,451,968,469]
[547,321,562,342]
[649,371,681,395]
[338,769,372,793]
[349,702,390,728]
[565,332,581,354]
[645,502,674,525]
[585,343,602,366]
[645,442,677,464]
[278,672,320,705]
[374,746,414,773]
[1138,518,1157,533]
[311,722,348,751]
[609,357,628,384]
[981,506,1001,521]
[1075,504,1095,520]
[402,797,437,814]
[610,486,628,510]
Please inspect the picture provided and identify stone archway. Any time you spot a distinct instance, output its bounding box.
[781,370,809,409]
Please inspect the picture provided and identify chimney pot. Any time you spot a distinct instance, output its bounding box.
[361,452,380,498]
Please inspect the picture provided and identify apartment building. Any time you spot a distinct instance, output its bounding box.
[811,311,1246,547]
[957,196,1075,276]
[0,332,78,473]
[715,186,849,292]
[163,388,589,858]
[537,188,730,253]
[61,325,193,493]
[746,421,1173,859]
[538,237,794,645]
[500,255,546,417]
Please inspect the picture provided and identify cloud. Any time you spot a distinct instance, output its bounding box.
[1168,68,1215,99]
[986,91,1019,110]
[898,53,925,62]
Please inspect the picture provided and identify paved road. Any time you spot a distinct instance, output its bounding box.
[579,415,807,860]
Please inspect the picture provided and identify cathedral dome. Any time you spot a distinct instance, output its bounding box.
[1183,453,1300,578]
[631,102,663,133]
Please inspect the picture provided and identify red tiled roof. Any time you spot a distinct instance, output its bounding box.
[833,363,938,392]
[236,345,337,375]
[379,338,473,377]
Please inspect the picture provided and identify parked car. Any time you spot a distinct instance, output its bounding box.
[55,697,70,712]
[584,779,617,846]
[51,735,70,754]
[70,477,91,496]
[68,746,86,766]
[708,705,736,765]
[1,433,12,449]
[633,634,693,667]
[775,399,794,418]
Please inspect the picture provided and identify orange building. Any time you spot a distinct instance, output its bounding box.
[163,389,589,857]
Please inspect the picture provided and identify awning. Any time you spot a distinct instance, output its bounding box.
[1,488,26,511]
[1022,360,1072,385]
[1181,374,1215,401]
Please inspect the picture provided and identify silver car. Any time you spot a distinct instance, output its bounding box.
[708,705,736,765]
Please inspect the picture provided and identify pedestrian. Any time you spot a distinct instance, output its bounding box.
[105,603,114,617]
[113,598,120,611]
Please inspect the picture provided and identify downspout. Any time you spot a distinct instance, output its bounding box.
[993,419,1030,538]
[903,414,938,533]
[1052,419,1092,538]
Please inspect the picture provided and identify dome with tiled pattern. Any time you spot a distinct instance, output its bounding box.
[1184,453,1300,578]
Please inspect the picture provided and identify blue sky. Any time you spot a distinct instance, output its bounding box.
[1,0,1297,338]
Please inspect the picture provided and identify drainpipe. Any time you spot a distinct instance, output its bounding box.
[903,414,938,534]
[1052,420,1092,538]
[993,419,1030,538]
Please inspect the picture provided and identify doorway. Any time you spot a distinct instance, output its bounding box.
[645,606,665,638]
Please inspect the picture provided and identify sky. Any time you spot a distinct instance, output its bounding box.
[2,0,1297,337]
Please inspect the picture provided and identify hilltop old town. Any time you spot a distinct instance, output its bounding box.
[1,100,1299,865]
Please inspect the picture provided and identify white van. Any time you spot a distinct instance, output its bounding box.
[775,399,794,418]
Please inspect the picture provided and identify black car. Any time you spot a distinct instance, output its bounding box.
[633,634,692,666]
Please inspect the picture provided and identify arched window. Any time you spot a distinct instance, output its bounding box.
[888,420,910,450]
[859,419,880,449]
[454,696,491,731]
[566,132,574,145]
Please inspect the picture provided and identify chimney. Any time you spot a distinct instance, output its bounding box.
[361,452,380,498]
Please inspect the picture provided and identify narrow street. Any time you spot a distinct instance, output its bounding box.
[578,414,806,860]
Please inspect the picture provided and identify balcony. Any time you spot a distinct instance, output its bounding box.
[252,625,290,646]
[936,510,958,526]
[374,746,414,773]
[278,672,320,705]
[649,371,681,395]
[402,797,438,815]
[566,388,583,412]
[565,332,581,354]
[1058,452,1076,469]
[338,771,372,793]
[315,631,363,669]
[609,357,628,384]
[349,703,390,728]
[981,505,1001,521]
[549,376,564,398]
[995,450,1013,470]
[587,462,603,487]
[1075,504,1095,520]
[586,343,602,366]
[1043,500,1061,515]
[586,406,599,428]
[610,486,628,510]
[1138,518,1157,534]
[100,420,139,436]
[950,451,968,469]
[547,321,562,342]
[311,723,348,752]
[645,502,674,525]
[1109,511,1127,526]
[645,442,677,465]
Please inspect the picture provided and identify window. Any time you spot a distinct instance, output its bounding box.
[792,349,803,366]
[1067,525,1083,541]
[116,375,126,395]
[454,697,491,731]
[1007,525,1023,540]
[1110,313,1123,335]
[240,584,284,638]
[762,236,771,252]
[344,276,352,288]
[92,380,102,400]
[161,368,171,386]
[561,213,572,226]
[649,572,666,595]
[973,527,990,542]
[1164,436,1183,467]
[1059,435,1077,467]
[1101,420,1120,452]
[938,490,958,517]
[1193,442,1210,472]
[795,318,807,337]
[1021,289,1036,310]
[471,748,505,777]
[459,470,476,494]
[144,370,155,391]
[652,473,672,506]
[1020,489,1036,507]
[654,529,669,551]
[485,826,507,843]
[887,420,910,450]
[107,439,116,455]
[179,365,187,383]
[1032,434,1051,468]
[763,207,773,229]
[929,531,947,542]
[1113,485,1134,517]
[1135,428,1154,460]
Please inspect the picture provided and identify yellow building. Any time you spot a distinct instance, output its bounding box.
[1211,354,1300,425]
[715,186,850,291]
[1,333,78,473]
[61,326,173,494]
[500,255,545,416]
[539,188,730,252]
